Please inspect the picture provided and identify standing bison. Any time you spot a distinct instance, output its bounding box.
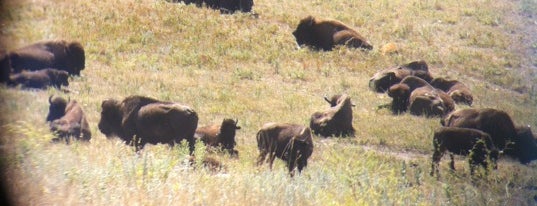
[8,40,85,75]
[195,118,241,156]
[9,68,69,89]
[292,16,373,51]
[310,94,355,137]
[256,123,313,174]
[369,60,433,93]
[430,127,499,177]
[98,95,198,153]
[46,96,91,143]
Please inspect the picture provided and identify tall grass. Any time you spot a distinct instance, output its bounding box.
[1,0,537,205]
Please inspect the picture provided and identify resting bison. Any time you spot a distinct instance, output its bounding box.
[431,77,473,106]
[369,60,433,93]
[310,94,355,137]
[256,123,313,174]
[430,127,499,177]
[388,76,454,116]
[8,68,69,89]
[46,96,91,142]
[195,118,241,156]
[441,108,516,153]
[98,95,198,153]
[292,16,373,51]
[511,126,537,164]
[178,0,253,13]
[0,50,10,84]
[8,40,85,75]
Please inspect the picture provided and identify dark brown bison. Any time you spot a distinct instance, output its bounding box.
[0,50,10,84]
[177,0,253,13]
[292,16,373,51]
[431,77,473,106]
[195,118,241,156]
[430,127,499,177]
[8,40,85,75]
[369,60,433,93]
[310,94,355,137]
[387,76,454,116]
[441,108,517,153]
[98,95,198,153]
[8,68,69,89]
[256,123,313,174]
[46,96,91,143]
[510,126,537,164]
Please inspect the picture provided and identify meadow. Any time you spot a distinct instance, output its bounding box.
[1,0,537,205]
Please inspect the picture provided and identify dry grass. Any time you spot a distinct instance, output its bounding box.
[1,0,537,205]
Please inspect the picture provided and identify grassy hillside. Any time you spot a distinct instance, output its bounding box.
[1,0,537,205]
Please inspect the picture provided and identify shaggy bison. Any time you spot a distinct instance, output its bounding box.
[98,95,198,153]
[195,118,241,156]
[9,68,69,89]
[177,0,253,13]
[46,96,91,142]
[310,94,355,137]
[369,60,433,93]
[431,77,473,106]
[430,127,499,177]
[8,40,85,75]
[256,123,313,174]
[292,16,373,51]
[511,126,537,164]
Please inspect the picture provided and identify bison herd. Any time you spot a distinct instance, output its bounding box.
[1,4,536,178]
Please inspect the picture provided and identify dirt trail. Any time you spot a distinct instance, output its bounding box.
[360,144,430,161]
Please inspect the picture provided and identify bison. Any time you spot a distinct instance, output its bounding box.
[369,60,433,93]
[46,96,91,143]
[8,68,69,89]
[177,0,253,13]
[310,94,355,137]
[195,118,241,156]
[8,40,85,75]
[510,126,537,164]
[431,77,473,106]
[98,95,198,153]
[292,16,373,51]
[430,127,499,177]
[256,123,313,174]
[387,76,454,116]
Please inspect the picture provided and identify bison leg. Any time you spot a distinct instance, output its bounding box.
[187,137,195,155]
[268,152,277,170]
[431,149,442,177]
[449,154,456,171]
[256,150,267,166]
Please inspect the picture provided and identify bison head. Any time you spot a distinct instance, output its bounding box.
[293,16,316,48]
[66,41,85,75]
[387,84,410,114]
[47,95,68,122]
[409,92,446,117]
[220,118,241,151]
[47,69,69,88]
[98,99,122,138]
[511,126,537,164]
[239,0,253,12]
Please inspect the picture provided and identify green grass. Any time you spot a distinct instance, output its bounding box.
[1,0,537,205]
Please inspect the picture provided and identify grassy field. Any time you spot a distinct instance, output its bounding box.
[1,0,537,205]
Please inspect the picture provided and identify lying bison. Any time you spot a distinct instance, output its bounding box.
[431,77,473,106]
[47,96,91,143]
[177,0,253,13]
[9,68,69,89]
[292,16,373,51]
[8,40,85,75]
[310,94,355,137]
[256,123,313,174]
[195,118,241,156]
[98,95,198,153]
[369,60,433,93]
[431,127,499,177]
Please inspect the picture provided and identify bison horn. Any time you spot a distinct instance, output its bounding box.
[323,95,331,104]
[48,95,53,104]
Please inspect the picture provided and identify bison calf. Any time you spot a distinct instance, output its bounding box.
[369,60,433,93]
[292,16,373,51]
[46,96,91,143]
[430,127,499,178]
[195,118,241,156]
[256,123,313,175]
[9,68,69,89]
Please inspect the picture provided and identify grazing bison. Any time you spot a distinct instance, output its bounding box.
[369,60,433,93]
[510,126,537,164]
[8,40,85,75]
[0,50,10,84]
[441,108,517,152]
[46,96,91,142]
[256,123,313,174]
[98,95,198,153]
[431,77,473,106]
[430,127,499,177]
[388,76,454,116]
[177,0,253,13]
[292,16,373,51]
[195,118,241,156]
[310,94,355,137]
[9,68,69,89]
